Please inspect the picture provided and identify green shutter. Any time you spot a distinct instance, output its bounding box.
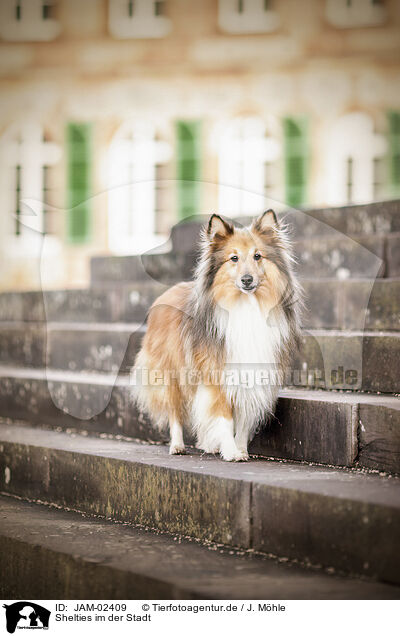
[283,117,309,208]
[66,122,92,243]
[388,111,400,197]
[176,120,202,220]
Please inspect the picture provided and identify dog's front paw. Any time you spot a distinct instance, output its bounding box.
[169,444,186,455]
[221,448,249,462]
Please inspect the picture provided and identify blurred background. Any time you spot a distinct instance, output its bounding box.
[0,0,399,291]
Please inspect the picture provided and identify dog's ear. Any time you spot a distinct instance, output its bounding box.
[252,209,278,234]
[207,214,234,240]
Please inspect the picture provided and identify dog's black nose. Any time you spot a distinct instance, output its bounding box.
[241,274,253,287]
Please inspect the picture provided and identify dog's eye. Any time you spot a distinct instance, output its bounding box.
[230,255,239,262]
[254,253,261,261]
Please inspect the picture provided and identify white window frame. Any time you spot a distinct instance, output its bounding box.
[325,0,387,28]
[108,122,172,254]
[0,0,60,42]
[108,0,171,39]
[0,122,61,256]
[215,117,281,217]
[218,0,280,34]
[325,112,387,206]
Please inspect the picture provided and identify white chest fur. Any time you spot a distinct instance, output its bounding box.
[218,294,289,427]
[223,294,287,365]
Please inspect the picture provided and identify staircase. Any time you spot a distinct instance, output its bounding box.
[0,200,399,599]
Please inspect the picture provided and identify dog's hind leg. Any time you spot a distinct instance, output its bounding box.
[169,418,186,455]
[168,383,186,455]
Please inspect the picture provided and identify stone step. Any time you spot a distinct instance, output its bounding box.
[302,278,400,331]
[0,368,399,472]
[294,200,400,238]
[0,281,166,325]
[169,201,400,253]
[0,278,399,331]
[0,322,145,374]
[90,232,398,284]
[0,424,399,584]
[90,251,196,286]
[294,233,392,279]
[293,329,400,393]
[1,496,399,600]
[0,323,398,393]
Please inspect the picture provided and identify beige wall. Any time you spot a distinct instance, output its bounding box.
[0,0,399,290]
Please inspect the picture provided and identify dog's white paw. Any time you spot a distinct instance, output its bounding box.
[221,449,249,462]
[169,444,186,455]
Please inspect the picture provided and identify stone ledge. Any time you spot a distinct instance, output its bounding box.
[1,496,398,599]
[0,369,399,471]
[1,278,399,331]
[0,424,399,584]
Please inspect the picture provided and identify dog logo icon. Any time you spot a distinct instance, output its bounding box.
[3,602,50,634]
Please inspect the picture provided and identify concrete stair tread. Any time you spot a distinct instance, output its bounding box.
[0,365,129,384]
[1,496,399,600]
[0,366,399,473]
[295,330,400,393]
[169,202,400,249]
[1,423,399,584]
[0,282,165,324]
[1,423,398,506]
[0,321,144,332]
[1,320,398,336]
[302,278,400,331]
[0,321,398,341]
[280,387,400,409]
[294,200,400,237]
[90,242,394,284]
[1,277,399,296]
[0,364,398,407]
[1,322,398,392]
[1,278,399,332]
[295,230,400,241]
[304,329,400,337]
[90,206,400,282]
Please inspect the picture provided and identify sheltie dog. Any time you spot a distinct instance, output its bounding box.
[133,210,302,461]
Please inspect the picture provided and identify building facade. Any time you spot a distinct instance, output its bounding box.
[0,0,399,289]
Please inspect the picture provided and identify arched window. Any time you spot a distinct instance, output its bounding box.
[216,117,281,216]
[218,0,280,34]
[325,0,386,28]
[326,113,387,205]
[108,122,172,254]
[0,0,60,41]
[108,0,171,39]
[0,122,61,243]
